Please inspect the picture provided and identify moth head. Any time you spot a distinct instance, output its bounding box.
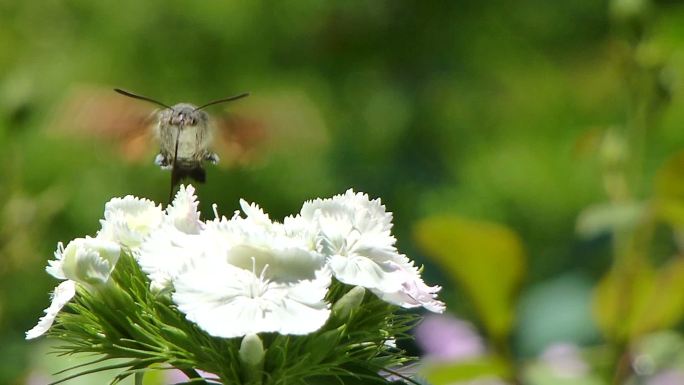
[162,104,208,127]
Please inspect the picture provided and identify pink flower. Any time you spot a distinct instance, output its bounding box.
[414,314,485,361]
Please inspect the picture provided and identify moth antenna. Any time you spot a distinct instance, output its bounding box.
[114,88,174,110]
[194,92,250,111]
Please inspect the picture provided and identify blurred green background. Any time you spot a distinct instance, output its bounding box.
[2,0,684,384]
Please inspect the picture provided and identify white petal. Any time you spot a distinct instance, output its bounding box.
[173,262,330,338]
[239,199,271,226]
[283,214,320,252]
[329,254,403,292]
[166,185,202,234]
[137,226,204,291]
[104,195,161,221]
[371,260,445,313]
[202,208,325,283]
[286,268,332,304]
[99,196,163,248]
[222,244,324,282]
[301,189,393,234]
[26,280,76,339]
[45,242,66,280]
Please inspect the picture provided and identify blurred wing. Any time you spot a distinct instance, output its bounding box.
[210,91,329,168]
[212,113,268,167]
[46,85,157,163]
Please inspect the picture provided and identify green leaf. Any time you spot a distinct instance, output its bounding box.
[648,259,684,329]
[304,326,344,365]
[593,261,654,341]
[414,216,525,340]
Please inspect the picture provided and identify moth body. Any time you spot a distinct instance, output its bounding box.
[155,103,218,183]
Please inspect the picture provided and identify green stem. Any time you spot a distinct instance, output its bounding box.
[180,368,209,385]
[612,344,632,385]
[491,336,521,385]
[242,363,263,385]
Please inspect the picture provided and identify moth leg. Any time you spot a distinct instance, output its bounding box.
[154,153,173,170]
[205,152,220,164]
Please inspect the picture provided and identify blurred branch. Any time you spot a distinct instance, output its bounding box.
[600,0,675,383]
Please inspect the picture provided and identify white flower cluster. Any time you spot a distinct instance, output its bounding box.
[27,186,444,340]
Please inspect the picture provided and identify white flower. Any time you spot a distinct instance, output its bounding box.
[136,186,205,291]
[27,237,120,339]
[26,280,76,340]
[146,196,332,337]
[98,196,163,249]
[173,260,331,338]
[298,190,405,291]
[31,186,443,343]
[296,189,444,312]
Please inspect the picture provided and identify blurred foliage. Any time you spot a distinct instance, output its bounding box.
[2,0,684,384]
[594,258,684,340]
[421,357,511,385]
[415,216,525,342]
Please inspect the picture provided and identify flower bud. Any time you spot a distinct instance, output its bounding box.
[333,286,366,320]
[61,237,121,286]
[239,334,265,367]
